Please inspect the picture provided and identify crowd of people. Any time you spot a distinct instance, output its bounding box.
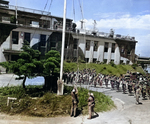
[68,68,150,118]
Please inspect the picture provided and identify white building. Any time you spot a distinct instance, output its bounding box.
[0,0,137,72]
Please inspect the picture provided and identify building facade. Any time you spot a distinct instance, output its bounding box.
[0,0,138,70]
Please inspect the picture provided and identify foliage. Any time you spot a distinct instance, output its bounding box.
[0,42,61,89]
[131,63,138,69]
[109,61,117,68]
[0,85,115,117]
[10,16,16,24]
[3,42,42,78]
[43,50,61,76]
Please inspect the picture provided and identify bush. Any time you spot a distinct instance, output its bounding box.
[132,63,138,69]
[0,86,26,99]
[109,61,116,68]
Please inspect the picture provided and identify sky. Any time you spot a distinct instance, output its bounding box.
[8,0,150,57]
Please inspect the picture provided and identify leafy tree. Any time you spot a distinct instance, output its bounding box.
[8,42,42,88]
[42,50,61,90]
[0,42,60,90]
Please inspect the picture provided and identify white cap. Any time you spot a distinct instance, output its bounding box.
[91,93,94,96]
[72,89,75,92]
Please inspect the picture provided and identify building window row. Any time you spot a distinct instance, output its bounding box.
[12,31,18,44]
[86,40,98,51]
[111,43,115,53]
[86,40,90,50]
[73,39,78,49]
[94,41,98,51]
[104,42,116,53]
[104,42,108,52]
[12,31,47,47]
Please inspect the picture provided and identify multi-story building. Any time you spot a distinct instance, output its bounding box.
[0,0,138,70]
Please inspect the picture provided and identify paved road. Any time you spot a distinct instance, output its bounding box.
[0,74,150,124]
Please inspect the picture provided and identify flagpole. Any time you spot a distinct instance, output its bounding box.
[15,0,18,24]
[60,0,66,81]
[57,0,66,95]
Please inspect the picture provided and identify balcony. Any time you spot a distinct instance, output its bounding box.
[0,4,51,16]
[76,29,136,41]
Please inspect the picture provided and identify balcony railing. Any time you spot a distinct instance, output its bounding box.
[76,29,135,41]
[0,4,51,16]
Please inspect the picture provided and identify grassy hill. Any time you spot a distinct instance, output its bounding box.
[64,62,145,76]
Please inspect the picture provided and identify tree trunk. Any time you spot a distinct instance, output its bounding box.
[22,76,27,89]
[43,76,57,92]
[43,76,51,90]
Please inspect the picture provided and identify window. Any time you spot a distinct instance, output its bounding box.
[24,33,31,43]
[12,31,18,44]
[94,41,98,51]
[40,35,46,46]
[111,43,115,53]
[121,46,124,53]
[65,42,68,48]
[86,40,90,50]
[104,42,108,52]
[2,16,10,22]
[31,21,39,27]
[51,42,56,47]
[73,39,78,49]
[127,46,131,55]
[127,50,131,55]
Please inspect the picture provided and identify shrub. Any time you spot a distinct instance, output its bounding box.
[109,61,116,68]
[132,63,138,69]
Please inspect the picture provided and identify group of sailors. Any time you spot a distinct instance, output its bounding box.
[63,69,150,100]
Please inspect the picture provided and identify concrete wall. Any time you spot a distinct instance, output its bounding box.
[0,27,52,63]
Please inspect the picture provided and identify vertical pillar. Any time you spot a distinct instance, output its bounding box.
[114,44,120,65]
[10,31,12,50]
[50,18,52,29]
[0,47,2,62]
[97,41,104,62]
[107,42,112,64]
[18,32,24,50]
[89,41,94,63]
[9,54,11,61]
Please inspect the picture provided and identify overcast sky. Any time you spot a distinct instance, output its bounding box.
[9,0,150,57]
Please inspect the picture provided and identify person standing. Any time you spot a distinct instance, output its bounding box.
[136,86,142,105]
[87,92,94,119]
[70,87,78,117]
[87,93,98,119]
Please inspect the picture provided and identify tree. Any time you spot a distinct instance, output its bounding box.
[9,42,42,88]
[42,50,61,90]
[0,42,61,90]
